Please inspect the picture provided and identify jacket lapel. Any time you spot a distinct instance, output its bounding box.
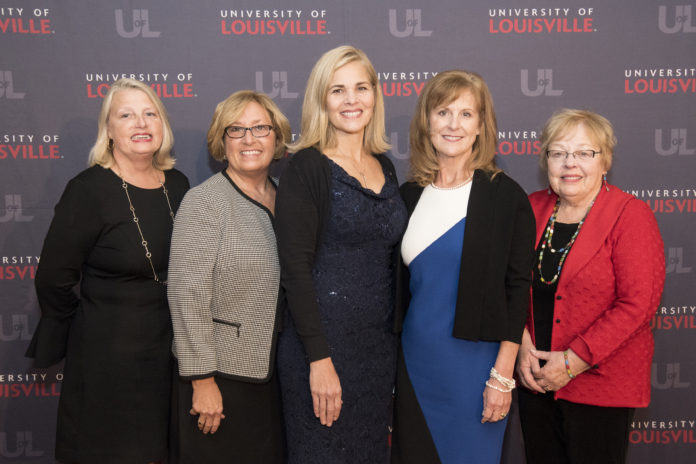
[556,187,631,285]
[533,191,557,246]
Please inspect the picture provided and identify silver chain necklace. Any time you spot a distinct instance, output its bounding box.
[120,176,174,285]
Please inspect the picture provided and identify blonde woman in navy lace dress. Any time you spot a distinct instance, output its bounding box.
[275,45,407,463]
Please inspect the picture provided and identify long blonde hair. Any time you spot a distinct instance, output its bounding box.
[88,78,175,170]
[409,70,500,186]
[289,45,390,154]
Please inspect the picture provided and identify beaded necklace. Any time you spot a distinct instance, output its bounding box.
[537,194,597,285]
[431,174,473,191]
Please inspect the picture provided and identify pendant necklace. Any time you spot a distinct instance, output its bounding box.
[336,149,369,189]
[117,170,174,285]
[351,156,368,188]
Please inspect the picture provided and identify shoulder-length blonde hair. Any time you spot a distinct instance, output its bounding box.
[207,90,291,162]
[289,45,390,154]
[409,70,500,187]
[539,108,616,172]
[88,78,175,170]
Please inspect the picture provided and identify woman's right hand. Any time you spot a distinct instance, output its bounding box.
[515,328,545,393]
[190,377,226,434]
[309,357,342,427]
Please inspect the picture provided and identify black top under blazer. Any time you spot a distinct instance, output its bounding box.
[395,169,536,344]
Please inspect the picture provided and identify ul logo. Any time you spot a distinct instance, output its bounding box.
[254,71,298,99]
[666,248,692,274]
[0,314,33,342]
[0,195,33,223]
[115,9,161,38]
[0,71,26,99]
[658,5,696,33]
[521,69,563,97]
[655,129,695,156]
[652,363,691,389]
[389,132,409,160]
[0,432,44,458]
[388,9,433,37]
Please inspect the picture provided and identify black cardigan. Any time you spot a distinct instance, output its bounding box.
[395,170,536,344]
[275,147,400,362]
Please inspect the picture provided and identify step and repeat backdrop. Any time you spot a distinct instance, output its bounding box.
[1,0,694,462]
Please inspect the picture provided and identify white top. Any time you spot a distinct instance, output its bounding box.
[401,182,472,266]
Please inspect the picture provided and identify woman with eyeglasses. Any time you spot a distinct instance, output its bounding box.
[275,45,407,463]
[167,90,291,463]
[516,109,665,464]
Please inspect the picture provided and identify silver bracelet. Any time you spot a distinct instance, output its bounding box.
[485,380,512,393]
[490,367,516,390]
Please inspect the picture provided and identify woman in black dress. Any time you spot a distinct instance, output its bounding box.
[275,45,407,463]
[26,78,189,463]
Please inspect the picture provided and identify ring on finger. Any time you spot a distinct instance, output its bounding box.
[500,412,507,418]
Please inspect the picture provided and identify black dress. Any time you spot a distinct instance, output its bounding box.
[27,165,189,463]
[277,157,407,463]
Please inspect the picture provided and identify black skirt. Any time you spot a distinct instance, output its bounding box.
[169,372,285,464]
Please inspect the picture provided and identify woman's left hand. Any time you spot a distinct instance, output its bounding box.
[482,341,518,423]
[481,379,512,423]
[530,349,571,391]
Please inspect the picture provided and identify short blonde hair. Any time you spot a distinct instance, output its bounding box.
[207,90,291,162]
[88,78,175,170]
[409,70,500,187]
[539,109,616,172]
[289,45,390,154]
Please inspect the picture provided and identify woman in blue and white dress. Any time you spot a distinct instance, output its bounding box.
[392,70,536,464]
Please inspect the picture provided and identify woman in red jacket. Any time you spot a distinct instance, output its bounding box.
[515,109,665,464]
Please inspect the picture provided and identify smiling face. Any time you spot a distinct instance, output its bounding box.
[428,90,480,163]
[224,101,276,178]
[107,89,163,162]
[547,123,606,207]
[325,60,375,139]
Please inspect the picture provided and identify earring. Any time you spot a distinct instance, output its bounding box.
[603,174,610,192]
[108,138,114,151]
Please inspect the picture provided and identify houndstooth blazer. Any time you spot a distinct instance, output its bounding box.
[167,172,280,382]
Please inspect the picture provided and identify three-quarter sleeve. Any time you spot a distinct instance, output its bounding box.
[275,154,331,362]
[568,199,665,366]
[27,177,102,367]
[167,188,222,379]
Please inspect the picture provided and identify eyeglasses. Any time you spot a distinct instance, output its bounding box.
[546,150,600,162]
[224,125,273,139]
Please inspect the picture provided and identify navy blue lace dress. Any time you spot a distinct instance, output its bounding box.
[277,157,407,464]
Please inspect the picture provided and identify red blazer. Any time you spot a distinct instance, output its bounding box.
[527,185,665,407]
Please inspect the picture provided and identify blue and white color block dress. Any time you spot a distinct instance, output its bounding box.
[397,182,507,464]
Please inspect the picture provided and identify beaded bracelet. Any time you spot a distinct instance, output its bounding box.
[485,380,512,393]
[563,350,576,379]
[490,367,516,390]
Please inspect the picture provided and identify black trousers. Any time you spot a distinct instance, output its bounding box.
[517,388,634,464]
